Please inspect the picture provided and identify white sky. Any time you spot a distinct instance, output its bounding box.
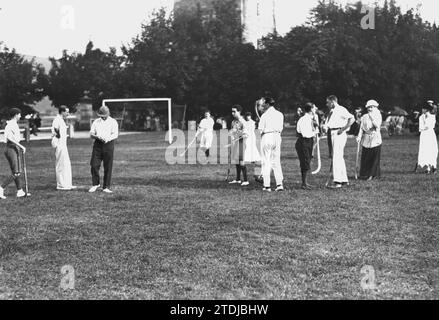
[0,0,438,58]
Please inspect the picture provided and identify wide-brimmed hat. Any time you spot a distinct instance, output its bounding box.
[97,105,110,117]
[365,100,379,108]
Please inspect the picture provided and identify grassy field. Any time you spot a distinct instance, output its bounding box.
[0,130,438,300]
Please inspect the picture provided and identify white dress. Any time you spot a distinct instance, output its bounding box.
[243,119,261,163]
[51,115,73,189]
[198,117,214,149]
[418,113,438,168]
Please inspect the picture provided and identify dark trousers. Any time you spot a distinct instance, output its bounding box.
[1,145,22,190]
[295,137,314,173]
[90,140,114,189]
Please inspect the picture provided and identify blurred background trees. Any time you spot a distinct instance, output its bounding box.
[2,0,439,118]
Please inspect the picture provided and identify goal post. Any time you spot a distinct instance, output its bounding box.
[102,98,173,144]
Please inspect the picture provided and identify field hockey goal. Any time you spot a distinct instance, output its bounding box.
[102,98,186,144]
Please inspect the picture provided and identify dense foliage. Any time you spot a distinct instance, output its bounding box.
[2,0,439,117]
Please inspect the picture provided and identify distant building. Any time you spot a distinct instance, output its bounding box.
[173,0,277,48]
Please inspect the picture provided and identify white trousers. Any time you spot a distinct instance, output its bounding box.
[331,131,349,183]
[261,133,283,187]
[55,144,73,189]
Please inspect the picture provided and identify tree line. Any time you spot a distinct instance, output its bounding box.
[1,0,439,119]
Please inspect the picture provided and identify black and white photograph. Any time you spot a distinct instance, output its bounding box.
[1,0,439,305]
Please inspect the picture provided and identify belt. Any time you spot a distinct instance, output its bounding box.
[262,131,281,135]
[329,127,342,131]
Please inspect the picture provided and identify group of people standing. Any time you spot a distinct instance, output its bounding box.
[0,105,119,200]
[1,95,437,199]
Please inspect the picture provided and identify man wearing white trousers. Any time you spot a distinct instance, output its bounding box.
[324,95,355,189]
[51,107,76,190]
[258,97,284,192]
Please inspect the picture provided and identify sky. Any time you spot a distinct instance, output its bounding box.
[0,0,438,58]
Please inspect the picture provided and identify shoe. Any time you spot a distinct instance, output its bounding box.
[0,187,6,200]
[328,183,342,189]
[88,185,100,193]
[103,188,113,194]
[262,187,272,192]
[275,185,284,192]
[70,186,78,190]
[301,184,311,190]
[241,181,250,186]
[229,180,242,184]
[254,175,264,184]
[17,189,30,197]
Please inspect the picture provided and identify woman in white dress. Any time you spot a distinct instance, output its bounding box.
[417,104,438,174]
[51,107,76,190]
[243,112,261,163]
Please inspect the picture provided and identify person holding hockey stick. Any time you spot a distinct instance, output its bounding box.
[357,100,383,180]
[296,103,319,190]
[0,108,30,199]
[228,105,249,186]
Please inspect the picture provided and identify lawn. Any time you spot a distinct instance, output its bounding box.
[0,130,438,300]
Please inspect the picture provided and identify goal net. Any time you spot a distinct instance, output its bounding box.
[102,98,185,144]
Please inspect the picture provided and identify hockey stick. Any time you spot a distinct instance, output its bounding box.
[22,149,29,196]
[355,139,362,180]
[325,159,333,187]
[226,146,231,182]
[413,162,419,173]
[179,132,199,157]
[311,135,321,175]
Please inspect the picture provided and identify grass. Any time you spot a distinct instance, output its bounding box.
[0,130,438,300]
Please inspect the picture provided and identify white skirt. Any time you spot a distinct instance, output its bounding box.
[55,144,73,189]
[418,129,438,168]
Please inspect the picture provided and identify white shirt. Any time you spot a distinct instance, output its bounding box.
[51,115,68,143]
[297,113,318,138]
[358,108,382,148]
[259,107,284,134]
[90,117,119,142]
[199,117,214,133]
[4,119,21,144]
[419,113,436,132]
[325,105,354,129]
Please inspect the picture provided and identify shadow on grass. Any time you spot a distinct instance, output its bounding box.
[114,177,262,191]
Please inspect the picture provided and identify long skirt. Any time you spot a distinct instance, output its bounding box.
[359,145,381,178]
[55,144,73,189]
[418,129,438,168]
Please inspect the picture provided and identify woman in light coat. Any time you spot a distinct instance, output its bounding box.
[51,107,76,190]
[417,104,438,174]
[357,100,383,180]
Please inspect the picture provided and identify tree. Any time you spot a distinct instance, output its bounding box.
[0,43,46,118]
[44,41,124,111]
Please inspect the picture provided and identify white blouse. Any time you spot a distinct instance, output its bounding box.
[358,109,382,148]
